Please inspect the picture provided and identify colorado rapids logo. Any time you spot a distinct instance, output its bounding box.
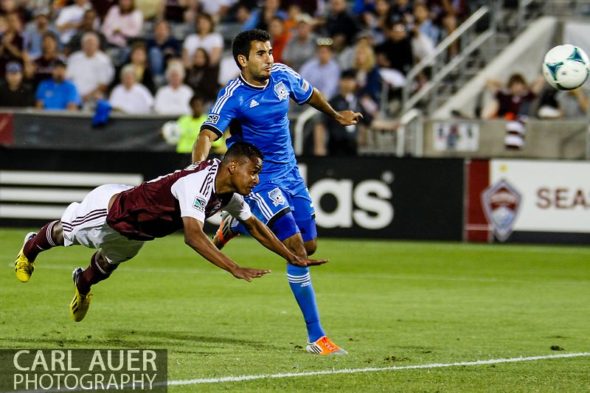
[481,179,522,242]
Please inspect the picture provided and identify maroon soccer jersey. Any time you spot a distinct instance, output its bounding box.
[107,159,252,240]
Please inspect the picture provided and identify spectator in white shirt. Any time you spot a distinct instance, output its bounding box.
[55,0,92,45]
[182,13,223,67]
[109,64,154,114]
[154,61,193,115]
[66,32,115,103]
[102,0,144,48]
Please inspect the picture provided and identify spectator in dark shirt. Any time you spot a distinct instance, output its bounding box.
[0,62,34,107]
[324,0,360,48]
[375,20,413,75]
[0,12,24,78]
[65,9,107,56]
[482,73,544,119]
[185,47,219,105]
[30,31,65,88]
[146,20,181,80]
[111,43,156,94]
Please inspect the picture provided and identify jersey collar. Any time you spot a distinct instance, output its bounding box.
[239,74,269,90]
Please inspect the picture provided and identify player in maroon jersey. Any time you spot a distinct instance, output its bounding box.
[14,142,326,322]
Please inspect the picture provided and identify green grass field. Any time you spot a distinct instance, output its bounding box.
[1,228,589,392]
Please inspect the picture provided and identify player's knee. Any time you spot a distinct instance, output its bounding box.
[52,221,65,245]
[304,240,317,256]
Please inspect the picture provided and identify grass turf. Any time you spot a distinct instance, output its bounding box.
[1,228,589,392]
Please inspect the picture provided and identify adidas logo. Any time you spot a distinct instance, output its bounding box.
[249,99,259,108]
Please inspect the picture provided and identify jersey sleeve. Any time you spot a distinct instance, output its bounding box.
[170,173,212,223]
[223,194,252,222]
[201,80,240,138]
[276,63,314,105]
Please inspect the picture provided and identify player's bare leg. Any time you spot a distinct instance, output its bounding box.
[15,220,64,282]
[283,234,347,356]
[71,251,118,322]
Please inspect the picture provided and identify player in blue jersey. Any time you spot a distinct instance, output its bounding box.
[193,29,362,356]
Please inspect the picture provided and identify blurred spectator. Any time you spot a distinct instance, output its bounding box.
[413,2,440,46]
[389,0,413,24]
[481,74,544,119]
[200,0,236,22]
[282,4,301,37]
[154,60,193,114]
[91,0,117,20]
[111,43,156,93]
[282,13,316,71]
[31,31,65,87]
[243,0,287,31]
[299,37,340,100]
[0,12,24,77]
[353,0,376,16]
[136,0,162,21]
[35,59,81,110]
[375,20,413,75]
[182,13,223,67]
[352,39,381,116]
[337,29,374,70]
[538,87,590,119]
[146,19,180,79]
[159,0,193,24]
[174,93,227,154]
[323,0,359,47]
[67,32,115,104]
[109,64,154,114]
[23,7,58,59]
[281,0,318,16]
[55,0,93,45]
[185,47,219,104]
[0,0,31,23]
[65,9,107,56]
[269,16,288,64]
[0,61,34,107]
[102,0,144,48]
[313,70,362,156]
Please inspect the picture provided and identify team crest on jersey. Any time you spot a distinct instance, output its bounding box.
[207,114,220,124]
[268,188,286,207]
[274,82,289,101]
[481,179,522,242]
[193,196,207,212]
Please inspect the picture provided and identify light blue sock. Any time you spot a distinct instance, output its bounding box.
[287,264,325,342]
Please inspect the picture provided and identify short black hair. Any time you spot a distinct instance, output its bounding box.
[232,29,271,69]
[223,142,264,163]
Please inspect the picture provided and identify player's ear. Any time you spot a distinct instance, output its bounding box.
[237,54,248,68]
[228,160,238,174]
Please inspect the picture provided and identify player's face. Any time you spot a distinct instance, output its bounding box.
[232,157,262,195]
[245,40,274,83]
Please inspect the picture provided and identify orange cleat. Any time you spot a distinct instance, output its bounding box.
[305,336,348,356]
[212,212,239,250]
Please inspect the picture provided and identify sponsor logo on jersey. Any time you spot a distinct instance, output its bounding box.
[249,99,259,108]
[274,82,289,101]
[206,114,220,124]
[193,196,207,212]
[481,179,522,242]
[268,188,286,207]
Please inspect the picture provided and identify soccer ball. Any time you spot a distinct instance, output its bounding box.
[542,44,590,90]
[161,121,181,145]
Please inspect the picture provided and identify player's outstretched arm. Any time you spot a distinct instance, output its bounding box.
[307,87,363,126]
[192,128,219,163]
[242,216,328,267]
[182,217,271,281]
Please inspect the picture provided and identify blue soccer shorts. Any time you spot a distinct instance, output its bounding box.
[245,166,317,242]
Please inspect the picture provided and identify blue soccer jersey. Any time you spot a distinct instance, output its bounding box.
[201,63,313,181]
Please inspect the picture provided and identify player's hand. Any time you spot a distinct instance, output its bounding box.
[335,110,363,126]
[288,256,328,267]
[231,266,271,282]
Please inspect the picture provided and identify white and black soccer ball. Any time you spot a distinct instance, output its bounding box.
[161,121,181,145]
[543,44,590,90]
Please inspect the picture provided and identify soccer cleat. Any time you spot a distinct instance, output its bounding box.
[14,232,37,283]
[305,336,348,356]
[212,211,239,250]
[70,268,92,322]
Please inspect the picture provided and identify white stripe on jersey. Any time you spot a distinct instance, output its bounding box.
[251,193,273,220]
[212,79,242,114]
[272,63,301,79]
